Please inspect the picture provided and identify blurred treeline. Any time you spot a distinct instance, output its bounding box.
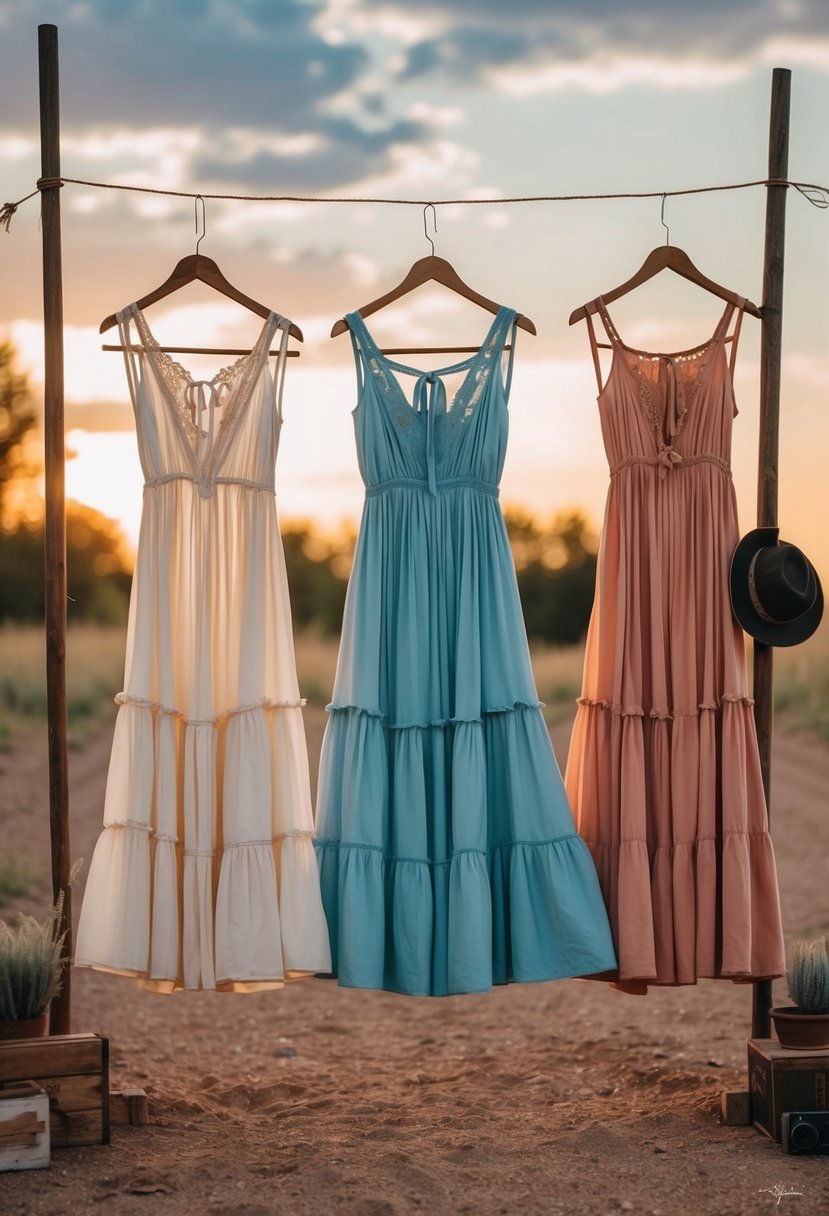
[0,341,598,643]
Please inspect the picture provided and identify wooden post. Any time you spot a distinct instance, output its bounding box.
[38,23,71,1036]
[752,66,791,1041]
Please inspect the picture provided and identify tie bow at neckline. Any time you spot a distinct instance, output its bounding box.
[413,371,448,497]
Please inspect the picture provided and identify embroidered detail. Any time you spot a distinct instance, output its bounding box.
[127,305,287,496]
[351,309,514,483]
[595,297,729,478]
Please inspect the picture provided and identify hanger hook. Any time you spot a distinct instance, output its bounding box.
[660,192,670,247]
[423,203,437,256]
[194,195,206,256]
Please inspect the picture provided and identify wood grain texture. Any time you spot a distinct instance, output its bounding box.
[752,67,791,1042]
[38,22,71,1038]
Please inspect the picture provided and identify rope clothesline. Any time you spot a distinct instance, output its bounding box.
[2,174,829,232]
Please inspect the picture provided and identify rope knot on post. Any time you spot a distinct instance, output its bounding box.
[0,178,63,232]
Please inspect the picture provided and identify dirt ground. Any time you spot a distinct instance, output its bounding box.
[1,707,828,1216]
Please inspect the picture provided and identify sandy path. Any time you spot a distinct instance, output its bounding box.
[1,710,828,1216]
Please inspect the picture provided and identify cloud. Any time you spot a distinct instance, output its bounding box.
[1,0,438,192]
[7,0,365,128]
[193,114,430,192]
[381,0,829,89]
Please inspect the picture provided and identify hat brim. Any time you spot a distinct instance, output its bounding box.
[729,527,824,647]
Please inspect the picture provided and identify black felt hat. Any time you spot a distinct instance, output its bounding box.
[730,528,823,647]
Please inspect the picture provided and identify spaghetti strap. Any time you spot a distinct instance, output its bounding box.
[583,304,605,394]
[345,313,366,395]
[593,297,624,348]
[712,299,737,347]
[503,316,519,399]
[270,315,292,423]
[729,298,746,374]
[116,305,142,415]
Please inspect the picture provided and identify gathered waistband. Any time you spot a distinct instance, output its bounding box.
[365,476,500,498]
[144,473,275,496]
[609,453,731,479]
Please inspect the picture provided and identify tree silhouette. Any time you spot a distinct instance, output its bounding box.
[0,340,38,526]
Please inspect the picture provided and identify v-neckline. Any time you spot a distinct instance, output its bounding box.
[350,306,511,420]
[129,303,276,487]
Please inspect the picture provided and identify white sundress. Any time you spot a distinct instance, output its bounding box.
[75,304,331,991]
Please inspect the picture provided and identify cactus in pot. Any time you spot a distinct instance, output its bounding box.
[771,936,829,1049]
[788,938,829,1013]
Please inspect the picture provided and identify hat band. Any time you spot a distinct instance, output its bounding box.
[748,552,788,624]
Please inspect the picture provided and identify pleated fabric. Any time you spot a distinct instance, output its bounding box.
[75,305,330,991]
[564,297,785,990]
[315,307,617,996]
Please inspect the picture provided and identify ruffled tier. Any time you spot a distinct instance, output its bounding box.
[75,696,331,990]
[565,695,785,986]
[314,703,617,995]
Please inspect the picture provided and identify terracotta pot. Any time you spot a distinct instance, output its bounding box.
[770,1006,829,1050]
[0,1010,49,1040]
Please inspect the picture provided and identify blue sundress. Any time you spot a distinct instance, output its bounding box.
[315,306,616,995]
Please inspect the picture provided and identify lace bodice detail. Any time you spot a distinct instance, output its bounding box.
[116,304,292,496]
[346,306,518,494]
[590,296,741,479]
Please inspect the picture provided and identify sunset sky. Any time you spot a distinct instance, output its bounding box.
[2,1,829,585]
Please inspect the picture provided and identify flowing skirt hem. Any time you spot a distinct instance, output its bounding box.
[315,834,617,997]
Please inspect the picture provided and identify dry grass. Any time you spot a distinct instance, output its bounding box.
[0,624,125,747]
[0,857,37,908]
[1,624,828,745]
[770,631,829,740]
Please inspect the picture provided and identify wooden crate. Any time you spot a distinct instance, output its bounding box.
[0,1080,50,1172]
[748,1037,829,1141]
[0,1034,109,1148]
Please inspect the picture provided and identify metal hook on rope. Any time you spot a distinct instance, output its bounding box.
[660,192,670,246]
[423,202,437,255]
[195,195,206,256]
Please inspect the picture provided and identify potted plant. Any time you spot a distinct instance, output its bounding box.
[770,937,829,1050]
[0,887,70,1040]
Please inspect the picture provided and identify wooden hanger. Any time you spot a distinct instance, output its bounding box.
[568,244,761,325]
[331,207,535,354]
[331,255,536,353]
[100,198,303,355]
[100,254,303,355]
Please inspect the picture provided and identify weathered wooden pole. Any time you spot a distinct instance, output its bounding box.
[38,22,71,1035]
[752,66,791,1041]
